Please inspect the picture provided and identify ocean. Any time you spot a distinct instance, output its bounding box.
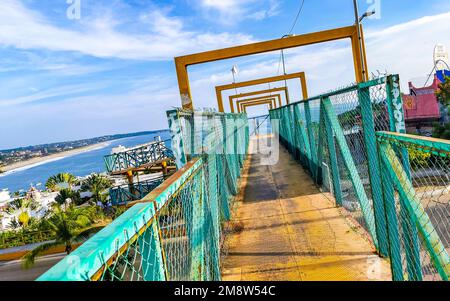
[0,131,171,193]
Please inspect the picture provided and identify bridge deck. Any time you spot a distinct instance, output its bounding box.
[222,136,391,281]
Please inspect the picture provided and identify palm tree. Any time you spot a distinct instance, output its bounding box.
[45,173,77,192]
[55,188,82,206]
[5,198,40,230]
[81,174,113,205]
[21,202,106,269]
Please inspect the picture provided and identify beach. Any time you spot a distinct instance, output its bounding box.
[0,133,170,193]
[0,142,110,174]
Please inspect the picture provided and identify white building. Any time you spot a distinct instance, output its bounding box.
[0,189,11,208]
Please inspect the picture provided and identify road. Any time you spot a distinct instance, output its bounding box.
[0,253,65,281]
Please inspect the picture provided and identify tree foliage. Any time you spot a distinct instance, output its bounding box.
[55,188,82,206]
[5,198,41,230]
[436,75,450,106]
[432,122,450,140]
[21,202,106,269]
[45,173,77,191]
[81,174,113,205]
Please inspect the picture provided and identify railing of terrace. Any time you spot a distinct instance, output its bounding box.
[109,176,164,206]
[104,140,174,174]
[269,74,449,281]
[37,110,249,281]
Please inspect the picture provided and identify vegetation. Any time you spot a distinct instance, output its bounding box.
[0,172,121,265]
[45,173,77,191]
[55,188,82,206]
[21,202,107,269]
[0,229,54,249]
[338,103,388,131]
[408,147,432,170]
[432,122,450,140]
[436,75,450,106]
[81,174,113,205]
[432,76,450,139]
[5,198,41,230]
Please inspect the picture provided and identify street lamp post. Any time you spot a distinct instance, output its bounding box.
[353,0,375,83]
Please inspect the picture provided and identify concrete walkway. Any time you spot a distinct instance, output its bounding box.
[222,136,391,281]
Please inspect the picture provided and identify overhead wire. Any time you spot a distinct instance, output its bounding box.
[276,0,306,93]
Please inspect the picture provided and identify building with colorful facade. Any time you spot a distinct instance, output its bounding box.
[402,76,443,136]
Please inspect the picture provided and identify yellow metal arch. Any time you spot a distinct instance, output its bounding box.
[236,95,280,113]
[241,98,276,113]
[216,72,308,113]
[229,87,288,113]
[175,24,368,110]
[240,97,277,113]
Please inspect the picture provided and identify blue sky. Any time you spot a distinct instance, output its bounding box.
[1,0,450,149]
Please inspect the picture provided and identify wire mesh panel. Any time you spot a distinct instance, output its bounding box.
[327,85,390,241]
[247,115,271,136]
[270,75,450,280]
[268,75,433,274]
[377,132,450,281]
[38,110,249,281]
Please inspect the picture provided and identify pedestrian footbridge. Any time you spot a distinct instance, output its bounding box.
[221,135,391,280]
[38,75,450,281]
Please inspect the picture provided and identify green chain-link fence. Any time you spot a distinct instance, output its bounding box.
[247,114,271,136]
[377,132,450,281]
[269,74,449,281]
[37,110,249,281]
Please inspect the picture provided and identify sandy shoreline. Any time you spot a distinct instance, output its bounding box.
[0,142,110,174]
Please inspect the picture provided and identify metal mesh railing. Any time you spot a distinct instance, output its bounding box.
[247,114,271,136]
[270,77,395,250]
[328,85,390,242]
[269,75,449,281]
[37,110,249,281]
[377,132,450,281]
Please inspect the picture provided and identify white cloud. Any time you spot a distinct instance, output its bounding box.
[365,12,450,89]
[201,0,244,11]
[4,6,450,147]
[0,86,180,148]
[198,0,280,24]
[0,82,110,107]
[0,0,255,60]
[186,11,450,110]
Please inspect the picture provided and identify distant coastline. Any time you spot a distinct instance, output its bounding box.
[0,141,110,175]
[0,130,170,176]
